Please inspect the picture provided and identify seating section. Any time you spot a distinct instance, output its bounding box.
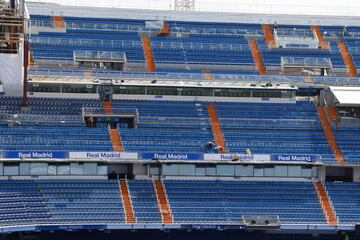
[0,180,51,226]
[0,97,113,151]
[164,180,325,224]
[29,14,360,76]
[0,97,341,163]
[326,182,360,223]
[112,100,215,154]
[38,179,125,224]
[127,180,162,223]
[217,101,335,163]
[334,127,360,163]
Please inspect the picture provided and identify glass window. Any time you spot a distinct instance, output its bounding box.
[235,165,254,177]
[48,165,57,175]
[180,87,213,96]
[252,90,281,98]
[302,167,313,178]
[163,165,178,176]
[29,83,60,93]
[58,165,70,175]
[84,163,97,175]
[288,166,302,177]
[97,165,108,175]
[114,86,145,95]
[30,163,48,175]
[264,167,275,177]
[195,166,206,176]
[254,167,264,177]
[0,163,3,176]
[70,163,84,175]
[178,164,196,176]
[214,88,251,97]
[274,166,288,177]
[149,166,160,176]
[4,165,19,176]
[206,167,216,176]
[147,86,178,96]
[62,84,96,93]
[20,163,30,175]
[216,165,234,176]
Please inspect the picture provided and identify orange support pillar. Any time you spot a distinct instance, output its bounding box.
[52,16,65,29]
[158,21,170,36]
[154,180,173,224]
[314,181,337,225]
[102,101,123,152]
[119,180,136,224]
[311,25,329,49]
[338,41,357,77]
[317,106,344,164]
[248,40,266,75]
[207,104,225,150]
[262,24,276,48]
[141,36,156,72]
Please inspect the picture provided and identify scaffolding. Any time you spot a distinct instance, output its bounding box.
[0,0,24,54]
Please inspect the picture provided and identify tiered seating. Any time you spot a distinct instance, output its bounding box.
[325,182,360,223]
[216,102,335,163]
[164,180,325,224]
[112,100,215,154]
[334,127,360,163]
[127,180,162,223]
[151,34,255,67]
[38,179,124,224]
[0,180,51,226]
[0,97,113,151]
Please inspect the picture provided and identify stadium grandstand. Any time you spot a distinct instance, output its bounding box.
[2,0,360,239]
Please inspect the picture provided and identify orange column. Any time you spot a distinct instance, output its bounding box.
[262,24,276,48]
[338,41,357,77]
[311,25,329,49]
[154,180,173,224]
[158,21,170,36]
[317,106,344,164]
[314,181,337,225]
[207,104,225,150]
[141,36,156,72]
[248,40,266,75]
[119,180,136,224]
[52,16,65,28]
[102,101,123,152]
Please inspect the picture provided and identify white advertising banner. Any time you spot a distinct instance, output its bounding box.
[203,154,271,161]
[69,152,138,160]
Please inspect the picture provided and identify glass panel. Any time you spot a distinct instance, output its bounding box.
[4,165,19,176]
[48,165,57,175]
[30,163,48,175]
[70,163,84,175]
[288,166,302,177]
[29,83,60,93]
[195,166,206,176]
[302,167,313,178]
[274,166,288,177]
[114,86,146,95]
[150,166,160,176]
[163,165,179,176]
[180,87,213,96]
[146,86,178,96]
[84,163,97,175]
[214,88,251,97]
[206,167,216,176]
[58,165,70,175]
[216,165,234,176]
[97,165,108,175]
[62,84,96,93]
[254,167,264,176]
[178,164,196,176]
[252,90,282,98]
[264,167,275,177]
[20,163,30,175]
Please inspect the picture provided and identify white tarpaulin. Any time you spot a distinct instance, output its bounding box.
[329,86,360,106]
